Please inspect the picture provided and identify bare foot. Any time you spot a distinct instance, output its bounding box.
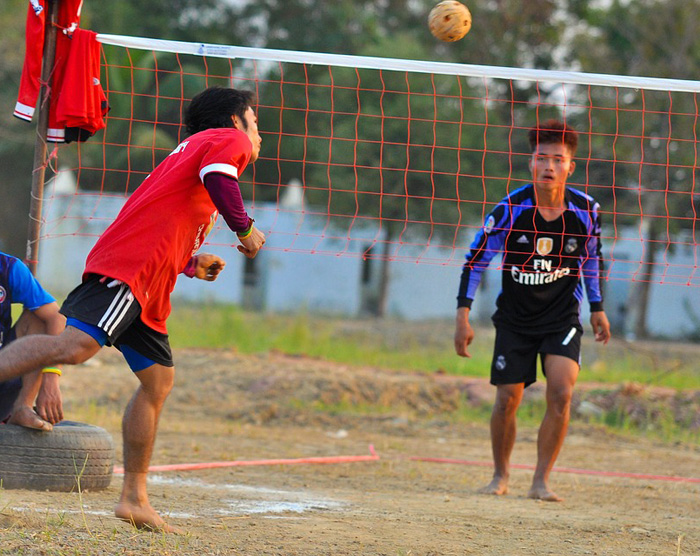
[114,502,183,534]
[478,476,509,496]
[527,484,563,502]
[7,407,53,431]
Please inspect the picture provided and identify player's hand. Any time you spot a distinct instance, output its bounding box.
[590,311,611,345]
[194,253,226,281]
[237,226,266,259]
[454,307,475,358]
[36,372,63,425]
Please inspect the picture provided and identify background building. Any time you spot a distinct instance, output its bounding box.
[37,173,700,340]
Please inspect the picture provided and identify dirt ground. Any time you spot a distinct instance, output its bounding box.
[1,340,699,556]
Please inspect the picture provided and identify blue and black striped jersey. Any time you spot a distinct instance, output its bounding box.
[457,184,604,334]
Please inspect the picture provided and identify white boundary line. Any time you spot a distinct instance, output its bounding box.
[96,33,700,93]
[7,476,344,520]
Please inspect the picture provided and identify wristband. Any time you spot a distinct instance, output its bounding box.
[236,217,255,240]
[42,367,62,376]
[183,255,198,278]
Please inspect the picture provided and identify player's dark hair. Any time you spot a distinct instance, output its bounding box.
[528,119,578,155]
[185,87,256,135]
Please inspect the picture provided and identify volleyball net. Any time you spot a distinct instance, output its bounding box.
[38,34,699,290]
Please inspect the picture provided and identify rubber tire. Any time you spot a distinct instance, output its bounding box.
[0,421,114,492]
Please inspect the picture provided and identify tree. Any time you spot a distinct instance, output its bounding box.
[0,0,41,256]
[6,0,691,328]
[82,1,242,44]
[238,0,576,316]
[567,0,700,338]
[0,0,251,255]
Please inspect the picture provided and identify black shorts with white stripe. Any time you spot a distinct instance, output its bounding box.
[60,274,173,367]
[61,274,140,344]
[490,325,582,387]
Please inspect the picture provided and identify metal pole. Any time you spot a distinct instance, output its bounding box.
[25,0,59,275]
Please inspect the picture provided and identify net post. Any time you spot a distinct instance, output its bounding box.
[25,0,60,275]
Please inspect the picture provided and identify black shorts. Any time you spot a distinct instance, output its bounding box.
[490,325,582,387]
[60,275,173,368]
[0,325,17,349]
[0,376,21,422]
[0,329,21,422]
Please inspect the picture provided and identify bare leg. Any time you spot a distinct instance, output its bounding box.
[114,363,181,533]
[527,354,579,502]
[0,326,99,383]
[8,370,51,430]
[479,383,524,496]
[7,311,72,430]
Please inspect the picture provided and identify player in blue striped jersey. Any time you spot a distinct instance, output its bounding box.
[454,120,610,501]
[0,252,65,430]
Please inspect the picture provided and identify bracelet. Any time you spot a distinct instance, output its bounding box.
[183,255,198,278]
[236,217,255,240]
[42,367,62,376]
[237,227,254,240]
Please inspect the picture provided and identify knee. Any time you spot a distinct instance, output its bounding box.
[145,383,173,408]
[14,309,45,337]
[155,373,174,399]
[56,332,102,366]
[139,367,175,404]
[547,388,573,416]
[60,345,98,366]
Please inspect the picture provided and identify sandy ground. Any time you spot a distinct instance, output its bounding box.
[1,345,699,556]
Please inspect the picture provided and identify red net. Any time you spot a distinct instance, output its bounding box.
[38,41,699,294]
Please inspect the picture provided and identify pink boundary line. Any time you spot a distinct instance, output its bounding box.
[113,445,378,474]
[409,457,700,484]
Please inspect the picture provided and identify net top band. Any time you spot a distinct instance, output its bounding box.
[96,33,700,94]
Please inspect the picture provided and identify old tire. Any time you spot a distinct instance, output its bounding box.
[0,421,114,492]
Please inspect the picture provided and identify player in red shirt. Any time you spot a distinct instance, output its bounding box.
[0,87,265,532]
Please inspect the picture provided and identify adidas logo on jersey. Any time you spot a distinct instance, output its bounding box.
[516,235,529,244]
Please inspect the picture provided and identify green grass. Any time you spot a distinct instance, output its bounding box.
[168,302,700,390]
[168,303,492,375]
[166,303,700,445]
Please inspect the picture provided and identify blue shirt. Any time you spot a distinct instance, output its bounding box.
[0,253,55,348]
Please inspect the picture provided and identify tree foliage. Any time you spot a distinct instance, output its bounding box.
[242,0,583,237]
[567,0,700,336]
[0,0,697,323]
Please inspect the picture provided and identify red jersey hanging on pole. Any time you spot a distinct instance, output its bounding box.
[54,28,108,142]
[14,0,107,143]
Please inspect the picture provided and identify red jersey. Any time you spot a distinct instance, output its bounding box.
[14,0,87,142]
[84,128,252,333]
[54,28,108,142]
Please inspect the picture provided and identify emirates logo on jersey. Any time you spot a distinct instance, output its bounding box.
[511,265,571,286]
[0,286,6,303]
[536,237,553,256]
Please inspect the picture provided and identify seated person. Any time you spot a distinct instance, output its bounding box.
[0,252,65,430]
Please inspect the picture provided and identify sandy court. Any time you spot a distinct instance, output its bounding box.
[1,347,699,555]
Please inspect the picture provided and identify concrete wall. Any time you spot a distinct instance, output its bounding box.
[36,190,700,340]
